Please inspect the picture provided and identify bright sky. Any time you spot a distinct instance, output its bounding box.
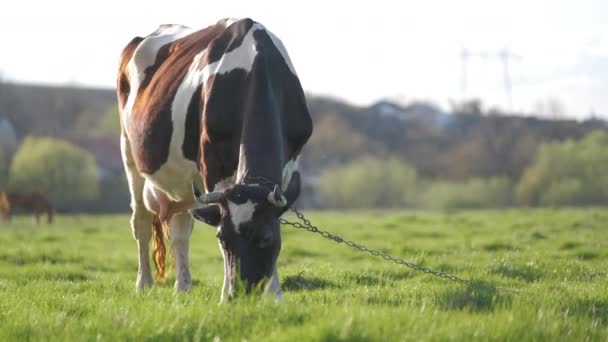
[2,0,607,118]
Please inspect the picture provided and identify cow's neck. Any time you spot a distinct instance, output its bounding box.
[228,48,287,187]
[236,118,284,187]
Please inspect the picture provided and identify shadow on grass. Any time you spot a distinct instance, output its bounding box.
[560,241,583,250]
[46,272,88,282]
[407,231,444,238]
[15,271,88,284]
[0,253,84,266]
[565,298,608,325]
[483,242,517,252]
[39,235,60,242]
[289,248,320,258]
[436,281,512,312]
[81,227,99,235]
[342,271,415,287]
[283,274,336,292]
[489,262,543,282]
[319,330,372,342]
[575,250,600,261]
[530,230,548,240]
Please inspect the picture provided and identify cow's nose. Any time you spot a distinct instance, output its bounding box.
[256,231,274,248]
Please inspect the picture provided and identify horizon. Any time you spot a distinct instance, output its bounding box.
[1,0,606,119]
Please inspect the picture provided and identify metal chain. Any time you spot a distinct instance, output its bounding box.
[242,175,520,294]
[281,207,520,295]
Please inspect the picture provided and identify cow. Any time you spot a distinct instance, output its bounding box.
[0,191,54,224]
[117,18,313,302]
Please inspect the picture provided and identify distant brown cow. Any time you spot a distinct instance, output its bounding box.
[0,191,54,224]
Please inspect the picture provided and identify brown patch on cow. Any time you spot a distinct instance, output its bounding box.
[125,24,226,174]
[116,36,144,113]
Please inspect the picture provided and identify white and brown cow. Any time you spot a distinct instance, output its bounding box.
[117,18,312,301]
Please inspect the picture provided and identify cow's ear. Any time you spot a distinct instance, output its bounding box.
[189,205,221,227]
[280,171,301,215]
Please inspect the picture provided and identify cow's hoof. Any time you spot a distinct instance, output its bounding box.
[274,291,284,303]
[136,276,153,291]
[174,281,192,292]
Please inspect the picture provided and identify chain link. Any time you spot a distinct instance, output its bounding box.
[281,207,520,295]
[242,175,520,294]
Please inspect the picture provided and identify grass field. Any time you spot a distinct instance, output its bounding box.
[0,208,607,341]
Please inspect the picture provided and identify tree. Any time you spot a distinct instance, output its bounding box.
[318,156,418,208]
[9,136,99,210]
[420,177,514,209]
[517,130,608,206]
[304,114,386,168]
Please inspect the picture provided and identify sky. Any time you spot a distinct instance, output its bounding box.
[1,0,607,119]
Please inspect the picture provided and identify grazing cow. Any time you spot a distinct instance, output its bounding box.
[0,191,54,224]
[117,18,313,301]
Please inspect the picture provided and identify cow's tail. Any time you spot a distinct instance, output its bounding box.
[152,215,173,282]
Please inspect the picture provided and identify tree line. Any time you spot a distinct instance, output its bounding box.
[318,130,608,209]
[1,82,607,211]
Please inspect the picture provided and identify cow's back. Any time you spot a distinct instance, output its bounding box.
[117,18,311,200]
[117,23,226,175]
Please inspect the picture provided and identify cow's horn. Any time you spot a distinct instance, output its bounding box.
[267,184,287,207]
[192,182,225,204]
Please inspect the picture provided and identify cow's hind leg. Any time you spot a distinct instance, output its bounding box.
[121,134,154,290]
[169,212,193,291]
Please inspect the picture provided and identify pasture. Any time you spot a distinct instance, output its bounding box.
[0,209,606,341]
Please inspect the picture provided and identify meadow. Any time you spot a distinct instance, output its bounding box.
[0,208,606,341]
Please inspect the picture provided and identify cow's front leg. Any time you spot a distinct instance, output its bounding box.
[268,263,283,302]
[170,212,193,291]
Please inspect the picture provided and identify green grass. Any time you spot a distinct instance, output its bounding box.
[0,208,607,341]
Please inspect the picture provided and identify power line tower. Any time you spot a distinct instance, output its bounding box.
[460,47,521,111]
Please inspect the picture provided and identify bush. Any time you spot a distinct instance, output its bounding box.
[517,130,608,206]
[539,178,584,206]
[9,136,99,210]
[0,148,8,189]
[318,156,417,208]
[71,105,121,140]
[420,177,514,209]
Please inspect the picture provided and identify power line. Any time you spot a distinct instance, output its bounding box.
[460,47,521,111]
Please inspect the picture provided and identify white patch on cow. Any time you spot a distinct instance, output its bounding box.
[227,200,256,233]
[170,48,207,163]
[120,134,138,208]
[221,17,240,27]
[282,156,299,190]
[209,171,237,192]
[142,162,199,202]
[142,180,162,215]
[219,240,230,304]
[122,24,194,133]
[200,24,263,89]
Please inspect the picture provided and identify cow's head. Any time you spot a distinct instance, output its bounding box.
[189,172,300,299]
